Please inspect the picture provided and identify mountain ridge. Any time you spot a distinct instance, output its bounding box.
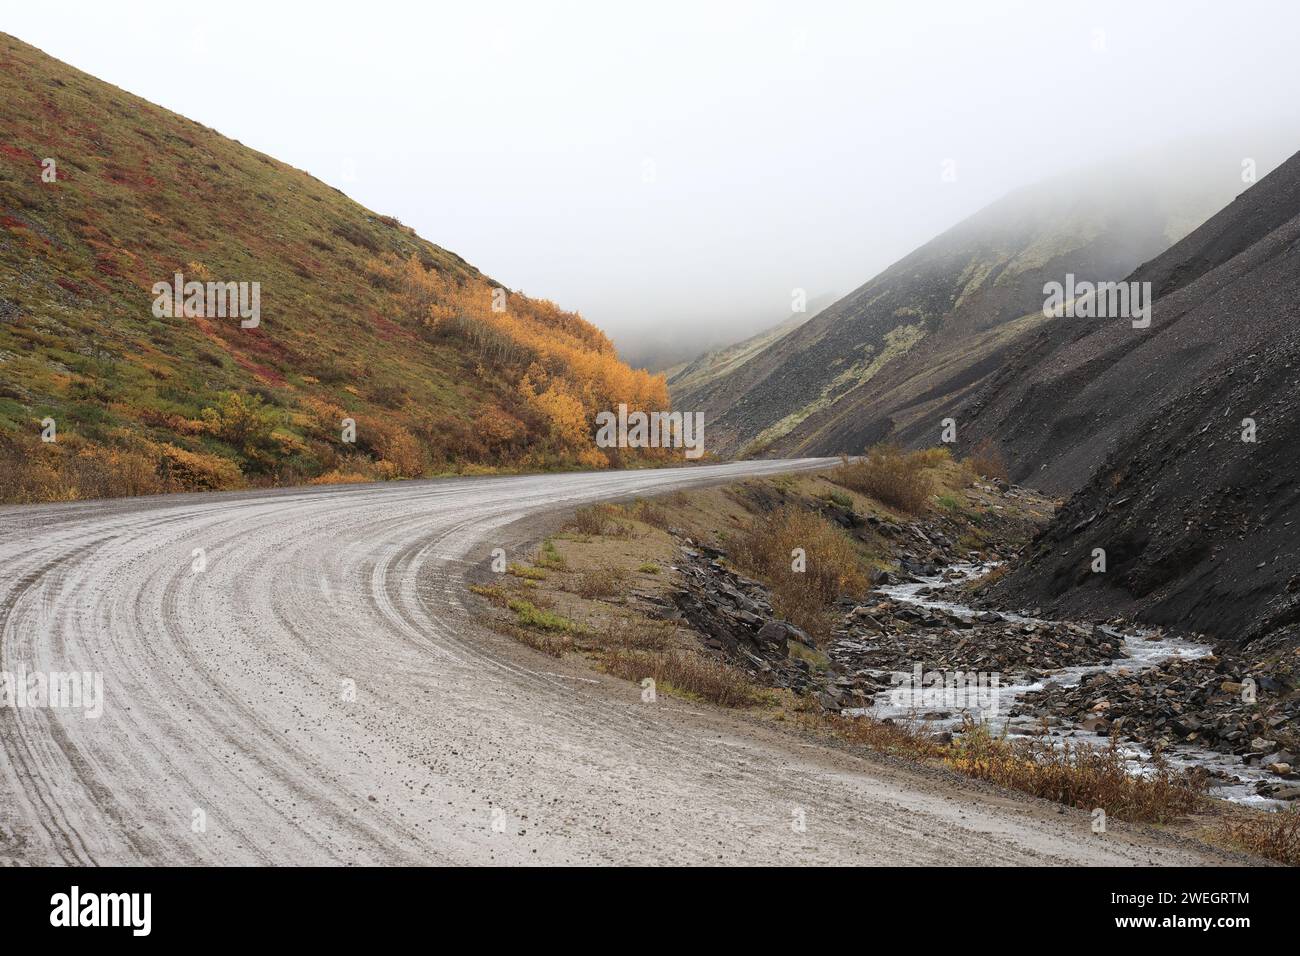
[670,152,1267,461]
[976,147,1300,644]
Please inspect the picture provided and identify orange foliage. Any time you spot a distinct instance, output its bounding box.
[362,417,426,479]
[369,253,671,465]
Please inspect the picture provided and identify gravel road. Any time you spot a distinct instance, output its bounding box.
[0,460,1234,865]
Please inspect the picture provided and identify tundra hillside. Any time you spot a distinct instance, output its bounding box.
[0,34,669,504]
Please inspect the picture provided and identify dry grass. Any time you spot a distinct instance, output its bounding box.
[815,714,1208,827]
[969,563,1009,591]
[507,563,547,580]
[569,504,610,536]
[831,444,935,514]
[1222,806,1300,866]
[631,498,673,529]
[600,618,678,652]
[913,446,953,468]
[572,567,630,599]
[945,721,1206,824]
[495,622,574,658]
[602,648,759,707]
[965,438,1009,481]
[569,503,634,538]
[468,583,509,605]
[819,713,947,759]
[470,586,575,656]
[729,506,868,640]
[521,587,556,608]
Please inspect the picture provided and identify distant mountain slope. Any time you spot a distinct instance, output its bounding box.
[978,148,1300,644]
[627,291,835,376]
[666,303,819,396]
[0,33,666,502]
[680,155,1254,459]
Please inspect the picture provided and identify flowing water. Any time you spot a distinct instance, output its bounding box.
[845,563,1286,807]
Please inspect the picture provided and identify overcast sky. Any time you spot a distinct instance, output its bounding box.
[7,1,1300,364]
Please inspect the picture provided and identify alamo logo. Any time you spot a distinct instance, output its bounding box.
[152,272,261,328]
[1042,273,1151,329]
[50,886,152,936]
[594,403,704,459]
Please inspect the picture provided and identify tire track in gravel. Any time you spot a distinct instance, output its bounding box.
[0,460,1241,865]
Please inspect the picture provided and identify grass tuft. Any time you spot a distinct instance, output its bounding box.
[1222,806,1300,866]
[573,567,629,598]
[508,598,577,632]
[602,649,759,708]
[831,444,936,514]
[507,563,547,580]
[569,503,631,537]
[945,720,1206,824]
[534,539,566,570]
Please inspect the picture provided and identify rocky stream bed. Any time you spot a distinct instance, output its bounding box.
[659,547,1300,809]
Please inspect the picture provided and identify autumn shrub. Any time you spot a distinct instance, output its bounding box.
[366,419,426,478]
[0,439,77,503]
[946,721,1206,824]
[913,446,952,468]
[373,252,672,466]
[1223,807,1300,866]
[632,498,673,529]
[569,503,630,537]
[729,506,868,640]
[820,712,946,759]
[200,392,281,463]
[569,504,606,536]
[308,467,376,486]
[157,443,244,490]
[67,444,166,498]
[0,433,231,502]
[965,438,1009,481]
[831,443,934,514]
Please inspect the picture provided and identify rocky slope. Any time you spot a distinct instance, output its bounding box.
[670,154,1247,458]
[979,148,1300,647]
[664,303,816,396]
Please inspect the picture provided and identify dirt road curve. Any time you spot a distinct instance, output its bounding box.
[0,460,1231,865]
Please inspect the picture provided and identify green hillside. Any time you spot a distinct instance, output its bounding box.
[0,33,667,502]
